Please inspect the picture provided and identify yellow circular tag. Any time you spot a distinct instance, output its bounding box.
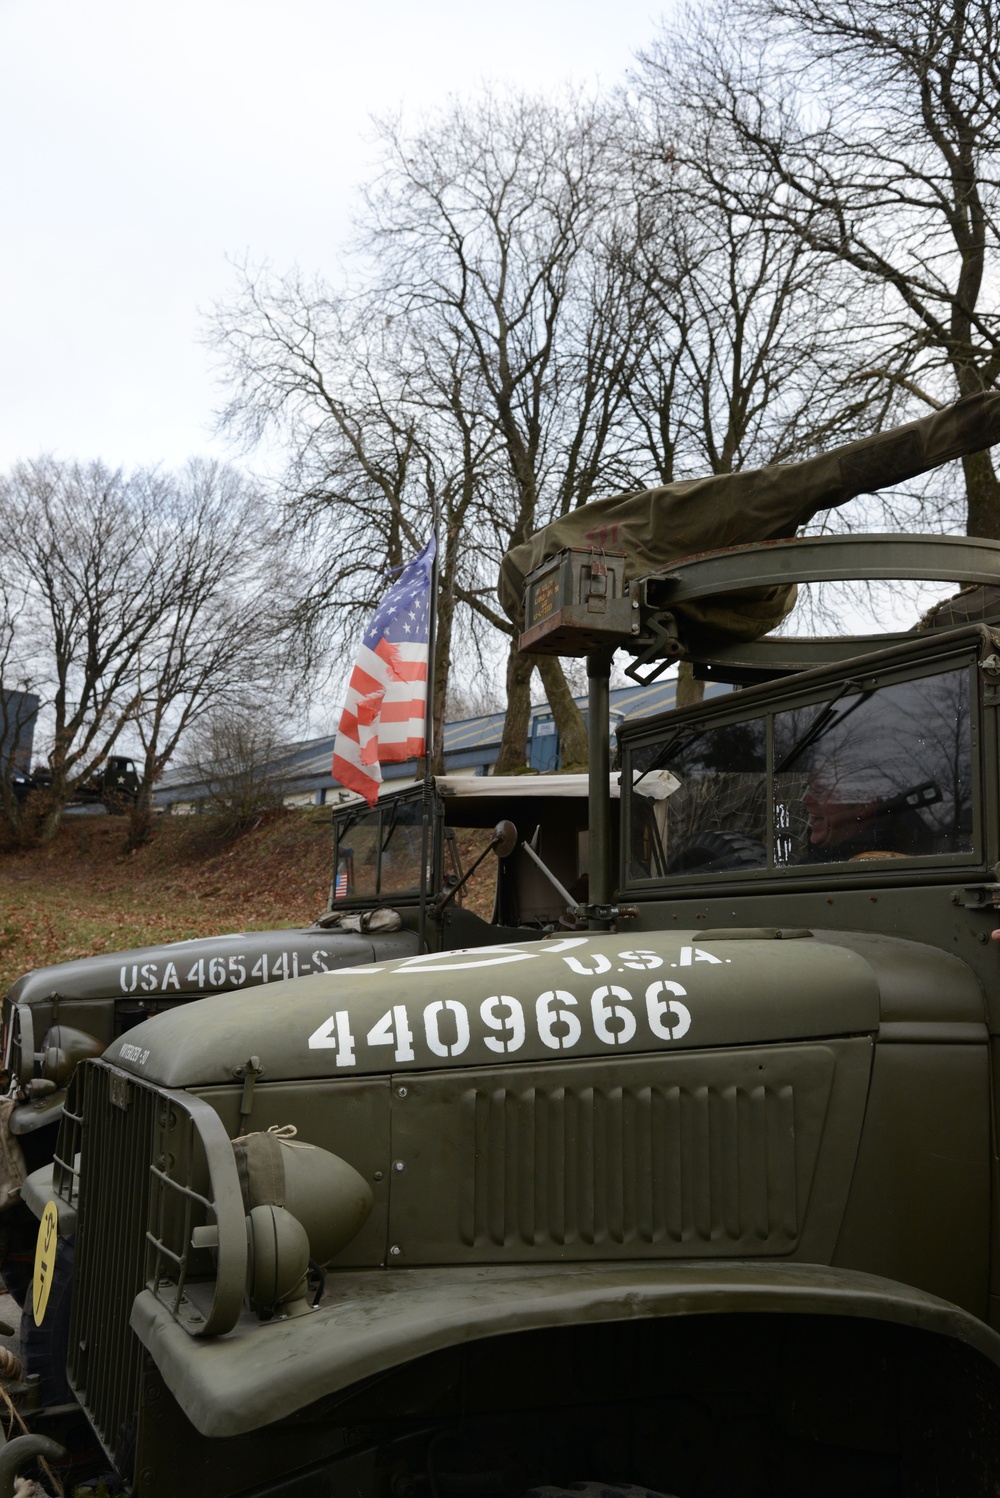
[32,1201,58,1326]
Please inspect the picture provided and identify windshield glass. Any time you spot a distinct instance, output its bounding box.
[626,661,975,882]
[332,796,427,901]
[773,668,973,865]
[629,719,768,878]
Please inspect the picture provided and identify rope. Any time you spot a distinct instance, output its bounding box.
[0,1347,22,1381]
[266,1125,314,1151]
[0,1386,63,1498]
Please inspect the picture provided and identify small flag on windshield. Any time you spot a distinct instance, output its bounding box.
[332,537,435,806]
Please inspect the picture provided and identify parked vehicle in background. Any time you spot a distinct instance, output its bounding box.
[11,754,141,814]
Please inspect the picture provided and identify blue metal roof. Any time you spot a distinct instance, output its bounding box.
[154,676,726,807]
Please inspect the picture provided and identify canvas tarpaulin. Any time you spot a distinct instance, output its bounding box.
[499,392,1000,653]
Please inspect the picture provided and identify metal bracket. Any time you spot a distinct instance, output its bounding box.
[979,652,1000,706]
[234,1055,265,1134]
[951,885,1000,910]
[585,904,639,922]
[624,612,684,686]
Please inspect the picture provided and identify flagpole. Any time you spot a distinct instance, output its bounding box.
[417,504,441,953]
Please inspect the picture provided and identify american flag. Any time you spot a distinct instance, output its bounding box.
[332,537,435,806]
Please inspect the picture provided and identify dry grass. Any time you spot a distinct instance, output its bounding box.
[0,808,335,994]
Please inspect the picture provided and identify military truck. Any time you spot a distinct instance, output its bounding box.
[12,756,141,814]
[0,775,607,1303]
[5,528,1000,1497]
[10,393,1000,1496]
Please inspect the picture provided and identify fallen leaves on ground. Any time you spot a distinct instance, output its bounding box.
[0,809,334,993]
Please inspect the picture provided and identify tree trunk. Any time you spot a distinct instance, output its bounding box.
[494,645,534,773]
[126,780,155,851]
[535,654,589,768]
[37,792,65,846]
[963,448,1000,540]
[674,660,704,709]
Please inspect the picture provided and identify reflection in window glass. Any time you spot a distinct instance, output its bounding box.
[629,718,768,879]
[773,668,973,864]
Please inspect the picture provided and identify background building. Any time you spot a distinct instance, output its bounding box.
[153,679,727,813]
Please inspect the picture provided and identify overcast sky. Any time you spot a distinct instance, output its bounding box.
[1,0,666,474]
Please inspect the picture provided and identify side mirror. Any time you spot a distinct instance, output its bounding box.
[492,820,518,859]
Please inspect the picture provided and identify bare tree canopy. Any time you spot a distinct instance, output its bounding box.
[210,270,496,770]
[619,72,878,481]
[0,458,292,846]
[638,0,1000,532]
[211,36,1000,760]
[211,93,653,769]
[125,459,294,847]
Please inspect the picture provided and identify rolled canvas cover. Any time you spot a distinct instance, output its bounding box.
[499,393,1000,653]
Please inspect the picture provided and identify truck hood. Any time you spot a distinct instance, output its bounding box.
[104,929,886,1088]
[5,926,396,1006]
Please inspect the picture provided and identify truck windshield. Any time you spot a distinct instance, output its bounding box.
[627,662,975,880]
[630,718,768,877]
[773,669,972,866]
[332,797,428,901]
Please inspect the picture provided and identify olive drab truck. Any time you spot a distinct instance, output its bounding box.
[12,756,142,813]
[8,394,1000,1498]
[0,775,608,1306]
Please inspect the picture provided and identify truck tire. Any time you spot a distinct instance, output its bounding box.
[666,830,767,874]
[21,1235,75,1406]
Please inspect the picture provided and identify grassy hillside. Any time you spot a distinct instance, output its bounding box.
[0,808,335,994]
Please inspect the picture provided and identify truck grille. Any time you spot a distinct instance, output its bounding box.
[63,1061,160,1469]
[57,1060,248,1475]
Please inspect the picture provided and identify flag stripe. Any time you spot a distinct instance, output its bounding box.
[332,537,435,806]
[379,698,428,724]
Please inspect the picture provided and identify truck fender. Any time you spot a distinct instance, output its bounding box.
[129,1259,1000,1440]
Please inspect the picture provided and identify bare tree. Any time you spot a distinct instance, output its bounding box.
[0,460,167,842]
[210,270,497,772]
[211,92,649,774]
[189,703,286,838]
[0,458,290,847]
[124,460,293,848]
[362,92,645,770]
[644,0,1000,532]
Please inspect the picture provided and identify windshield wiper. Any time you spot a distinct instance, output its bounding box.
[632,724,712,788]
[335,809,361,840]
[380,802,402,853]
[773,680,874,774]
